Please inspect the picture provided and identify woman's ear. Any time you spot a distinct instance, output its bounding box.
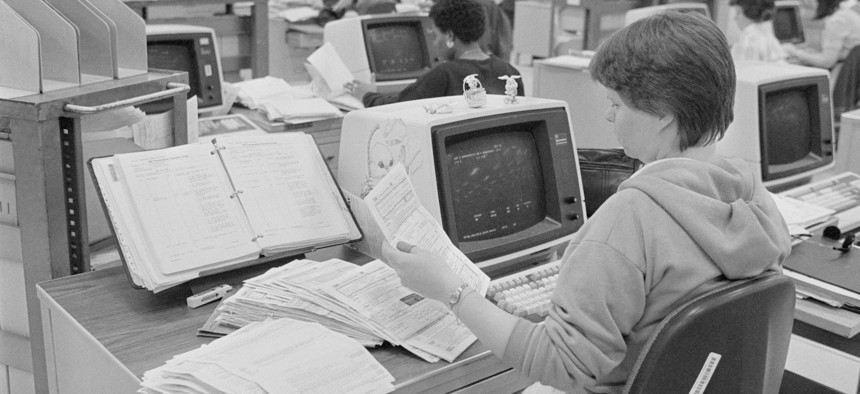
[657,112,676,131]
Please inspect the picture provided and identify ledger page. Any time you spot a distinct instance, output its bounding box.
[215,134,350,253]
[113,143,259,276]
[362,164,491,295]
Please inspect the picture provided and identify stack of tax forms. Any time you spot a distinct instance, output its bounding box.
[212,258,477,363]
[139,318,394,394]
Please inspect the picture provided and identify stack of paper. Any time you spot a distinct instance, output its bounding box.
[139,318,395,394]
[230,76,343,123]
[214,257,477,362]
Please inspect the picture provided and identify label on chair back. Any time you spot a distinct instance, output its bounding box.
[689,352,722,394]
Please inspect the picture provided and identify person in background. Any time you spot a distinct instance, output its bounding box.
[475,0,513,62]
[783,0,860,69]
[380,11,791,393]
[730,0,787,62]
[359,0,523,107]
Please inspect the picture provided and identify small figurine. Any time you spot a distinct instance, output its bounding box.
[462,74,486,108]
[498,75,521,104]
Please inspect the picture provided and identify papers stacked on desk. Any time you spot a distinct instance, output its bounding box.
[230,76,343,123]
[212,258,477,363]
[140,318,394,394]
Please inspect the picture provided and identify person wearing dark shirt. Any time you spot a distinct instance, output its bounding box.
[361,0,524,107]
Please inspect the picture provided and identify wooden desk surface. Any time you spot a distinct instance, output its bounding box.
[37,248,520,393]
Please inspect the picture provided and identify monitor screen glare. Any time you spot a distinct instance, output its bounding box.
[446,129,547,243]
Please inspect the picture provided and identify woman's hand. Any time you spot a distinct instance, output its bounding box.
[380,241,464,303]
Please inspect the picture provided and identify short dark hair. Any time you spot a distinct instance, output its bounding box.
[588,11,736,151]
[430,0,486,44]
[729,0,775,22]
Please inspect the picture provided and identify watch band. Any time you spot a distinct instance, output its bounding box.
[448,284,468,310]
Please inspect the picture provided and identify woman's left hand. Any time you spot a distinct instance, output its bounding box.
[380,241,464,303]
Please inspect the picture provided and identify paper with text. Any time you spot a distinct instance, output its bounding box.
[363,164,491,295]
[215,134,350,253]
[113,143,259,275]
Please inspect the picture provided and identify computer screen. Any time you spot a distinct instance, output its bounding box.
[143,24,224,115]
[717,62,834,191]
[337,95,587,274]
[324,14,444,94]
[772,0,805,44]
[624,3,711,26]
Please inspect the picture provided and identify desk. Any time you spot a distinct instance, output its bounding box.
[36,248,531,393]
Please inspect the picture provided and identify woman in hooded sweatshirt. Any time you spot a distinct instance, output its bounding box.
[379,11,791,393]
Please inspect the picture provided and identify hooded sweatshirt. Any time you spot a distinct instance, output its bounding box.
[501,156,792,393]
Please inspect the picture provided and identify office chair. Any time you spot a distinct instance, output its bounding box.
[623,273,796,394]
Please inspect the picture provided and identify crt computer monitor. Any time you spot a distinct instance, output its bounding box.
[773,0,805,44]
[624,3,711,26]
[324,14,445,94]
[143,24,224,115]
[337,95,587,275]
[717,62,834,191]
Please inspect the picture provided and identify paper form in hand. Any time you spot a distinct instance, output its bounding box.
[361,163,491,296]
[307,42,355,98]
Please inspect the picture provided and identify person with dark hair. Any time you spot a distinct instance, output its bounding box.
[359,0,523,107]
[379,11,790,393]
[783,0,860,69]
[730,0,787,61]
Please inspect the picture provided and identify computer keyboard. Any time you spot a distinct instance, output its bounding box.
[487,260,560,322]
[780,172,860,232]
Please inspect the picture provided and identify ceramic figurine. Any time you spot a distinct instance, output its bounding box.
[462,74,486,108]
[498,75,521,104]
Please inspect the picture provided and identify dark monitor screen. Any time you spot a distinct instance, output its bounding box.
[760,77,832,182]
[765,89,812,166]
[446,130,547,242]
[147,42,202,100]
[364,21,431,81]
[773,5,805,44]
[433,108,584,266]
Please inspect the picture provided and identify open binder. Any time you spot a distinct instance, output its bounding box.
[89,133,362,292]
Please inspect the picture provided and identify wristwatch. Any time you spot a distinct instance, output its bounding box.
[448,284,468,310]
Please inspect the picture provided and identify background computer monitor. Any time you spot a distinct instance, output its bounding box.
[717,62,834,191]
[337,96,587,275]
[143,24,224,115]
[772,0,805,44]
[324,14,444,94]
[624,2,711,26]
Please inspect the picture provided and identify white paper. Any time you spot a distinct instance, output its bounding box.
[363,164,491,295]
[307,42,355,98]
[140,319,394,394]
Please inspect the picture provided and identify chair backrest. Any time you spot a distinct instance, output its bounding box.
[623,273,796,394]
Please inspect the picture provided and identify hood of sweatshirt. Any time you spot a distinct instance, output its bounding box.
[618,157,791,279]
